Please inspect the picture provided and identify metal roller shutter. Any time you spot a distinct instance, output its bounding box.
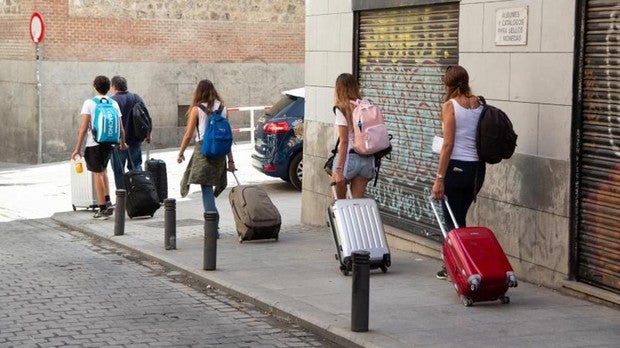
[356,3,458,239]
[577,0,620,293]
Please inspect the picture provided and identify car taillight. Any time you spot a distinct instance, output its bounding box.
[263,164,277,172]
[263,121,289,134]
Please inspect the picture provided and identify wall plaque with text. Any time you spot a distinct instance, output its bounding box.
[495,7,528,46]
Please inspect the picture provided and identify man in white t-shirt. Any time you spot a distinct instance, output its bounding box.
[71,75,127,219]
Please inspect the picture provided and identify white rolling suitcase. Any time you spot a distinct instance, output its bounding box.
[327,184,391,275]
[70,157,97,211]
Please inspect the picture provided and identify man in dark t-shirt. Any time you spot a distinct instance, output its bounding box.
[110,75,151,189]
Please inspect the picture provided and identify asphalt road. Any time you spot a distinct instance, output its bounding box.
[0,217,338,347]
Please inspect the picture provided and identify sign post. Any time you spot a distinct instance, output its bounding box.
[30,12,45,164]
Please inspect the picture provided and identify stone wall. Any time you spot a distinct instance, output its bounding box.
[69,0,303,23]
[0,0,20,14]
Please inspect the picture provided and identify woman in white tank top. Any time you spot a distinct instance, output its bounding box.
[431,65,487,280]
[176,79,236,236]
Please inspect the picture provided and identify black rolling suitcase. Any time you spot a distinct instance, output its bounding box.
[229,173,281,243]
[123,170,160,218]
[144,146,168,203]
[115,148,160,218]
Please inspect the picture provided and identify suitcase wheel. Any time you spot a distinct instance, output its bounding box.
[72,204,77,211]
[380,265,388,273]
[499,295,510,304]
[340,266,350,276]
[461,296,473,307]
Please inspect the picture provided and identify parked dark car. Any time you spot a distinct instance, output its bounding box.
[251,88,304,191]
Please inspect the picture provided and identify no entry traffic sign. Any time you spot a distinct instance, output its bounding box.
[29,12,45,43]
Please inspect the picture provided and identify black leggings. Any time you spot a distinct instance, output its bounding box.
[442,160,486,231]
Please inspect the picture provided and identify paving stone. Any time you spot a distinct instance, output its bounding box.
[0,219,337,347]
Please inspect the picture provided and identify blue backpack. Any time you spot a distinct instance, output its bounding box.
[91,97,121,144]
[196,103,233,158]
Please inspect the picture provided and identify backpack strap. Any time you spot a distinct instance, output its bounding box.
[372,135,393,187]
[195,103,225,138]
[475,95,487,161]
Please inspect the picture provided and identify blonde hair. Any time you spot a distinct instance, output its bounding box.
[334,73,361,127]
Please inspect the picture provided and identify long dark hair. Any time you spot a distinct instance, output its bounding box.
[443,65,473,102]
[188,79,224,116]
[334,73,361,128]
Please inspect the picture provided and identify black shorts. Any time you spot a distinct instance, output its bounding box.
[84,144,113,172]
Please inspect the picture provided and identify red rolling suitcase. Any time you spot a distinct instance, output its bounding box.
[429,196,517,306]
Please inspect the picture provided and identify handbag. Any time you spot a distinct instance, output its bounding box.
[324,139,340,176]
[324,155,335,176]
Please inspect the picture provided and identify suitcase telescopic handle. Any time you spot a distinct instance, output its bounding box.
[428,196,459,239]
[232,171,241,186]
[330,182,353,200]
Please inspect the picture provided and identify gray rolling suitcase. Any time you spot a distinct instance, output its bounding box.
[327,184,391,275]
[229,172,281,243]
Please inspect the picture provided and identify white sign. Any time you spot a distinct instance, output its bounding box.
[495,7,528,46]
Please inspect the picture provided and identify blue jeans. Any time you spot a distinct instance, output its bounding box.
[112,145,143,189]
[201,184,219,229]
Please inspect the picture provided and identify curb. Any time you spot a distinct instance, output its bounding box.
[52,213,408,348]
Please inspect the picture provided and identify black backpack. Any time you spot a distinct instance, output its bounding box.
[476,96,518,164]
[131,94,152,142]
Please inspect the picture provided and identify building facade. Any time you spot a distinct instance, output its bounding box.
[0,0,304,163]
[303,0,619,300]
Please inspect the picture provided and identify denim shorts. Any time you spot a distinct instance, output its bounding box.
[333,152,375,180]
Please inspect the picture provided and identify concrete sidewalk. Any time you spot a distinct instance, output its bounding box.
[47,146,620,347]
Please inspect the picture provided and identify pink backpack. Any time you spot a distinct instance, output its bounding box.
[350,99,391,155]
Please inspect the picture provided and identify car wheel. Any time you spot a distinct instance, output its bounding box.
[288,152,302,191]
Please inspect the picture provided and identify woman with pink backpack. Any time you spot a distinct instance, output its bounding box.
[330,73,378,199]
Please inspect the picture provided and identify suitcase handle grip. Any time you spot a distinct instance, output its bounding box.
[428,195,459,238]
[330,182,352,200]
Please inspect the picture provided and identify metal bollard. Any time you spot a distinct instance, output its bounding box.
[164,198,176,250]
[203,211,218,270]
[114,189,126,236]
[351,250,370,332]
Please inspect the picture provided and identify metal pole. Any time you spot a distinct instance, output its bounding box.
[351,250,370,332]
[203,211,218,270]
[36,43,43,164]
[164,198,176,250]
[250,109,255,148]
[114,189,126,236]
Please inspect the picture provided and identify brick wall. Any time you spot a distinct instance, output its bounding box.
[0,0,304,63]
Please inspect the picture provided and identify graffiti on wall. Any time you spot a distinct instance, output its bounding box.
[357,4,458,236]
[363,62,443,220]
